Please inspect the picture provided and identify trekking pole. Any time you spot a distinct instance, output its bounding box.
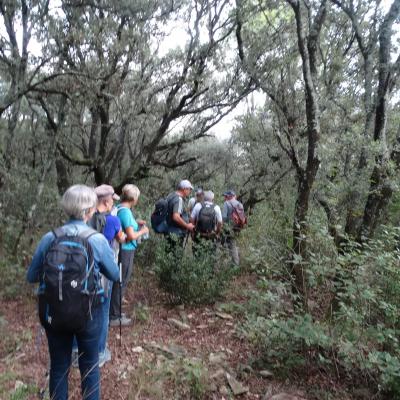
[183,231,190,249]
[119,262,122,347]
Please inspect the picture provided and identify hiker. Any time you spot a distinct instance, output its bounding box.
[72,184,126,368]
[222,190,246,266]
[109,184,149,327]
[93,184,126,366]
[165,179,195,245]
[27,184,120,400]
[190,190,223,257]
[188,187,204,214]
[167,180,195,235]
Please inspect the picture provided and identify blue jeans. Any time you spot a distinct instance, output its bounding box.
[45,305,103,400]
[99,282,112,354]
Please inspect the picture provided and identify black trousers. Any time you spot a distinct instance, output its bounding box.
[109,248,135,319]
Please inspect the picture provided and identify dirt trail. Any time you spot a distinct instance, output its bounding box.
[0,269,307,399]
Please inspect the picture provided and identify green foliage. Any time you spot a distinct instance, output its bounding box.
[0,371,38,400]
[239,197,294,276]
[127,352,210,400]
[174,357,210,399]
[9,384,38,400]
[154,236,234,305]
[241,224,400,397]
[135,234,161,271]
[0,325,33,361]
[0,372,17,399]
[134,302,151,323]
[0,259,31,301]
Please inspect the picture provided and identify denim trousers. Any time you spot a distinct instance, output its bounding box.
[109,249,135,319]
[45,304,103,400]
[99,282,112,354]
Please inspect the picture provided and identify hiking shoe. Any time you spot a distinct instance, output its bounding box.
[109,315,132,327]
[99,347,112,368]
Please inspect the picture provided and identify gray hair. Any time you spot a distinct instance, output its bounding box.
[204,190,214,202]
[61,184,97,220]
[121,184,140,202]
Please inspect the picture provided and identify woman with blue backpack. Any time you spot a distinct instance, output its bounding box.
[27,184,120,400]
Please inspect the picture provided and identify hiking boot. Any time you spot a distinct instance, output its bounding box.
[99,347,112,368]
[109,315,132,327]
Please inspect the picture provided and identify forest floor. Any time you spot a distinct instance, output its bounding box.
[0,263,352,400]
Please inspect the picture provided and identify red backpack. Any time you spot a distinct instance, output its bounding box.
[230,202,247,230]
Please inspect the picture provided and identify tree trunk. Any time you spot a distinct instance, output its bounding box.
[94,165,107,186]
[286,0,324,309]
[359,165,393,241]
[358,0,400,241]
[55,155,71,195]
[291,175,311,306]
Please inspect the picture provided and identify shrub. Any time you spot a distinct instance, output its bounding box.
[0,259,31,301]
[127,352,210,400]
[154,236,233,304]
[241,225,400,398]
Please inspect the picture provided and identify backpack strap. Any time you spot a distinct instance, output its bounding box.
[166,193,179,225]
[52,227,65,238]
[195,202,205,230]
[227,200,237,219]
[79,227,99,241]
[52,226,99,240]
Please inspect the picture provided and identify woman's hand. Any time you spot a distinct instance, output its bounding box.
[137,219,147,226]
[141,225,150,235]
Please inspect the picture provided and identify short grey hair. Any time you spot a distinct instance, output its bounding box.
[61,184,97,220]
[121,184,140,202]
[204,190,214,202]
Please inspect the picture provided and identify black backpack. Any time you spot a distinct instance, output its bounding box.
[38,227,99,333]
[151,193,178,233]
[151,198,169,233]
[196,203,216,234]
[88,211,108,233]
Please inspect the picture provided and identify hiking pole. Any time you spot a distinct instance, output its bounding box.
[183,231,190,250]
[119,261,122,347]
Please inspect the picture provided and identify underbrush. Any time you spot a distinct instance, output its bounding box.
[0,371,38,400]
[0,259,31,301]
[154,236,234,305]
[240,221,400,399]
[127,352,210,399]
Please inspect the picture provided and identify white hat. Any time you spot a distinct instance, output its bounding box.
[178,179,193,190]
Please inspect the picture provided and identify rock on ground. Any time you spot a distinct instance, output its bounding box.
[265,393,307,400]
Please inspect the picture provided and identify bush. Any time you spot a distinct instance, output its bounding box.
[154,236,234,305]
[0,259,32,301]
[239,201,293,276]
[127,352,210,399]
[241,225,400,398]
